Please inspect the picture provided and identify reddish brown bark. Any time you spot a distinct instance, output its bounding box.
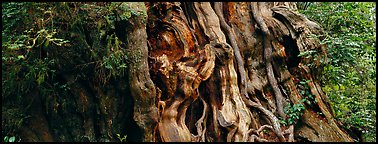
[146,2,353,142]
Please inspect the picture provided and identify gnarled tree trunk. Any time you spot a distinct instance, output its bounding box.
[145,2,353,142]
[10,2,354,142]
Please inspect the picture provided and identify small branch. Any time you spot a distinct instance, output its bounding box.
[256,125,274,134]
[250,134,269,142]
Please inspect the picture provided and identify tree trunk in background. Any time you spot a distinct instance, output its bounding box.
[11,2,354,142]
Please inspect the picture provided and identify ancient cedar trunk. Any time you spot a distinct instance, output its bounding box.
[145,2,353,142]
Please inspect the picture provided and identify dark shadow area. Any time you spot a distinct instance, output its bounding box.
[282,35,300,72]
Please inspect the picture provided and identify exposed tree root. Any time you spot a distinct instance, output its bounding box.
[214,2,249,100]
[251,2,287,120]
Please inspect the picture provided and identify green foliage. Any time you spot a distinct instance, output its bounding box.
[2,3,30,43]
[84,2,146,25]
[298,50,317,58]
[2,4,64,141]
[73,2,146,84]
[2,3,63,102]
[2,2,143,98]
[94,32,130,84]
[302,2,376,142]
[116,134,127,142]
[2,108,29,143]
[2,2,145,140]
[296,2,313,10]
[297,79,317,105]
[298,48,325,68]
[282,103,306,126]
[4,136,16,142]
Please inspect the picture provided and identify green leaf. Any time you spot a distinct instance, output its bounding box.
[17,55,25,60]
[37,74,45,85]
[118,64,127,69]
[9,136,15,142]
[8,44,19,50]
[44,39,50,48]
[105,65,113,69]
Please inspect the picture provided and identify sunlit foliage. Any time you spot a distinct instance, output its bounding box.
[301,2,376,142]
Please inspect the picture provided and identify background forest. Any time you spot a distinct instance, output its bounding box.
[299,2,376,142]
[2,2,376,142]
